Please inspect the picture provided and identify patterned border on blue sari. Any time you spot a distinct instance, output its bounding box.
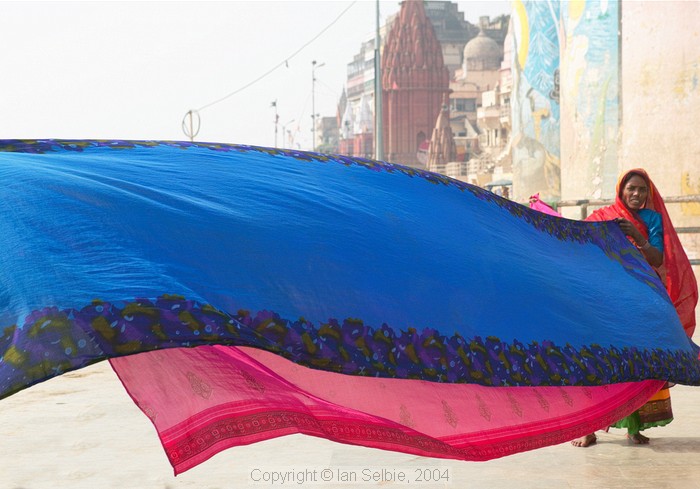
[2,295,699,400]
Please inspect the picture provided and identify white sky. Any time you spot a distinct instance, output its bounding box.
[1,0,510,149]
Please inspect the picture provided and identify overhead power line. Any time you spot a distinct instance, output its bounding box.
[195,1,357,113]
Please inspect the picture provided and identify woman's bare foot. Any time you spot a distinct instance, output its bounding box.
[627,433,650,444]
[571,433,597,447]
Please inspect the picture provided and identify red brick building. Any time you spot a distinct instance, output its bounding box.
[381,0,451,168]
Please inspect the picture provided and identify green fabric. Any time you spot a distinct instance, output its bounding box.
[612,410,673,434]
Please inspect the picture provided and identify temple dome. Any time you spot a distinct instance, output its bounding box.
[462,30,502,72]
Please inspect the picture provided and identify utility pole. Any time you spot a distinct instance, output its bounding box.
[374,0,384,160]
[312,60,325,151]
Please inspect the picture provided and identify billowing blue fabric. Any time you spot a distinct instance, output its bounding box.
[1,140,698,399]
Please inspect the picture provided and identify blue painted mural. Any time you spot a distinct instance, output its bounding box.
[511,0,561,202]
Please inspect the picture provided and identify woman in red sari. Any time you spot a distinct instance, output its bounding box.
[571,168,698,446]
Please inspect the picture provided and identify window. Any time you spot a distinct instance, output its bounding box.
[451,98,475,112]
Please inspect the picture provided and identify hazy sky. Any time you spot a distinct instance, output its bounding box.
[1,1,511,149]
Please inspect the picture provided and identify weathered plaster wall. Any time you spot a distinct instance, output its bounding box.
[620,1,700,222]
[620,0,700,248]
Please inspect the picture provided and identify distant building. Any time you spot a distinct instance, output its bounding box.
[422,1,473,77]
[426,96,457,175]
[337,37,378,159]
[382,0,450,167]
[449,24,502,160]
[316,116,339,154]
[336,0,510,172]
[479,20,514,186]
[446,15,511,187]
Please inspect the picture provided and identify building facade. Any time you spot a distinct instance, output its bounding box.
[336,0,508,169]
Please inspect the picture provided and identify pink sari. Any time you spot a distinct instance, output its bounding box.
[111,347,663,474]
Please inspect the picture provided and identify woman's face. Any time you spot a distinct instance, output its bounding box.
[621,174,648,210]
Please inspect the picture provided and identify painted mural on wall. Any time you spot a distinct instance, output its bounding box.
[511,0,561,202]
[561,0,620,200]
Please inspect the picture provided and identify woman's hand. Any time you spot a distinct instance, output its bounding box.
[614,218,645,245]
[614,218,663,267]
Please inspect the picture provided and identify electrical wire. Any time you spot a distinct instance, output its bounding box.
[195,1,357,113]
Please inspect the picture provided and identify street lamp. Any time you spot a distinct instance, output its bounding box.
[312,60,325,151]
[374,0,383,160]
[181,109,201,142]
